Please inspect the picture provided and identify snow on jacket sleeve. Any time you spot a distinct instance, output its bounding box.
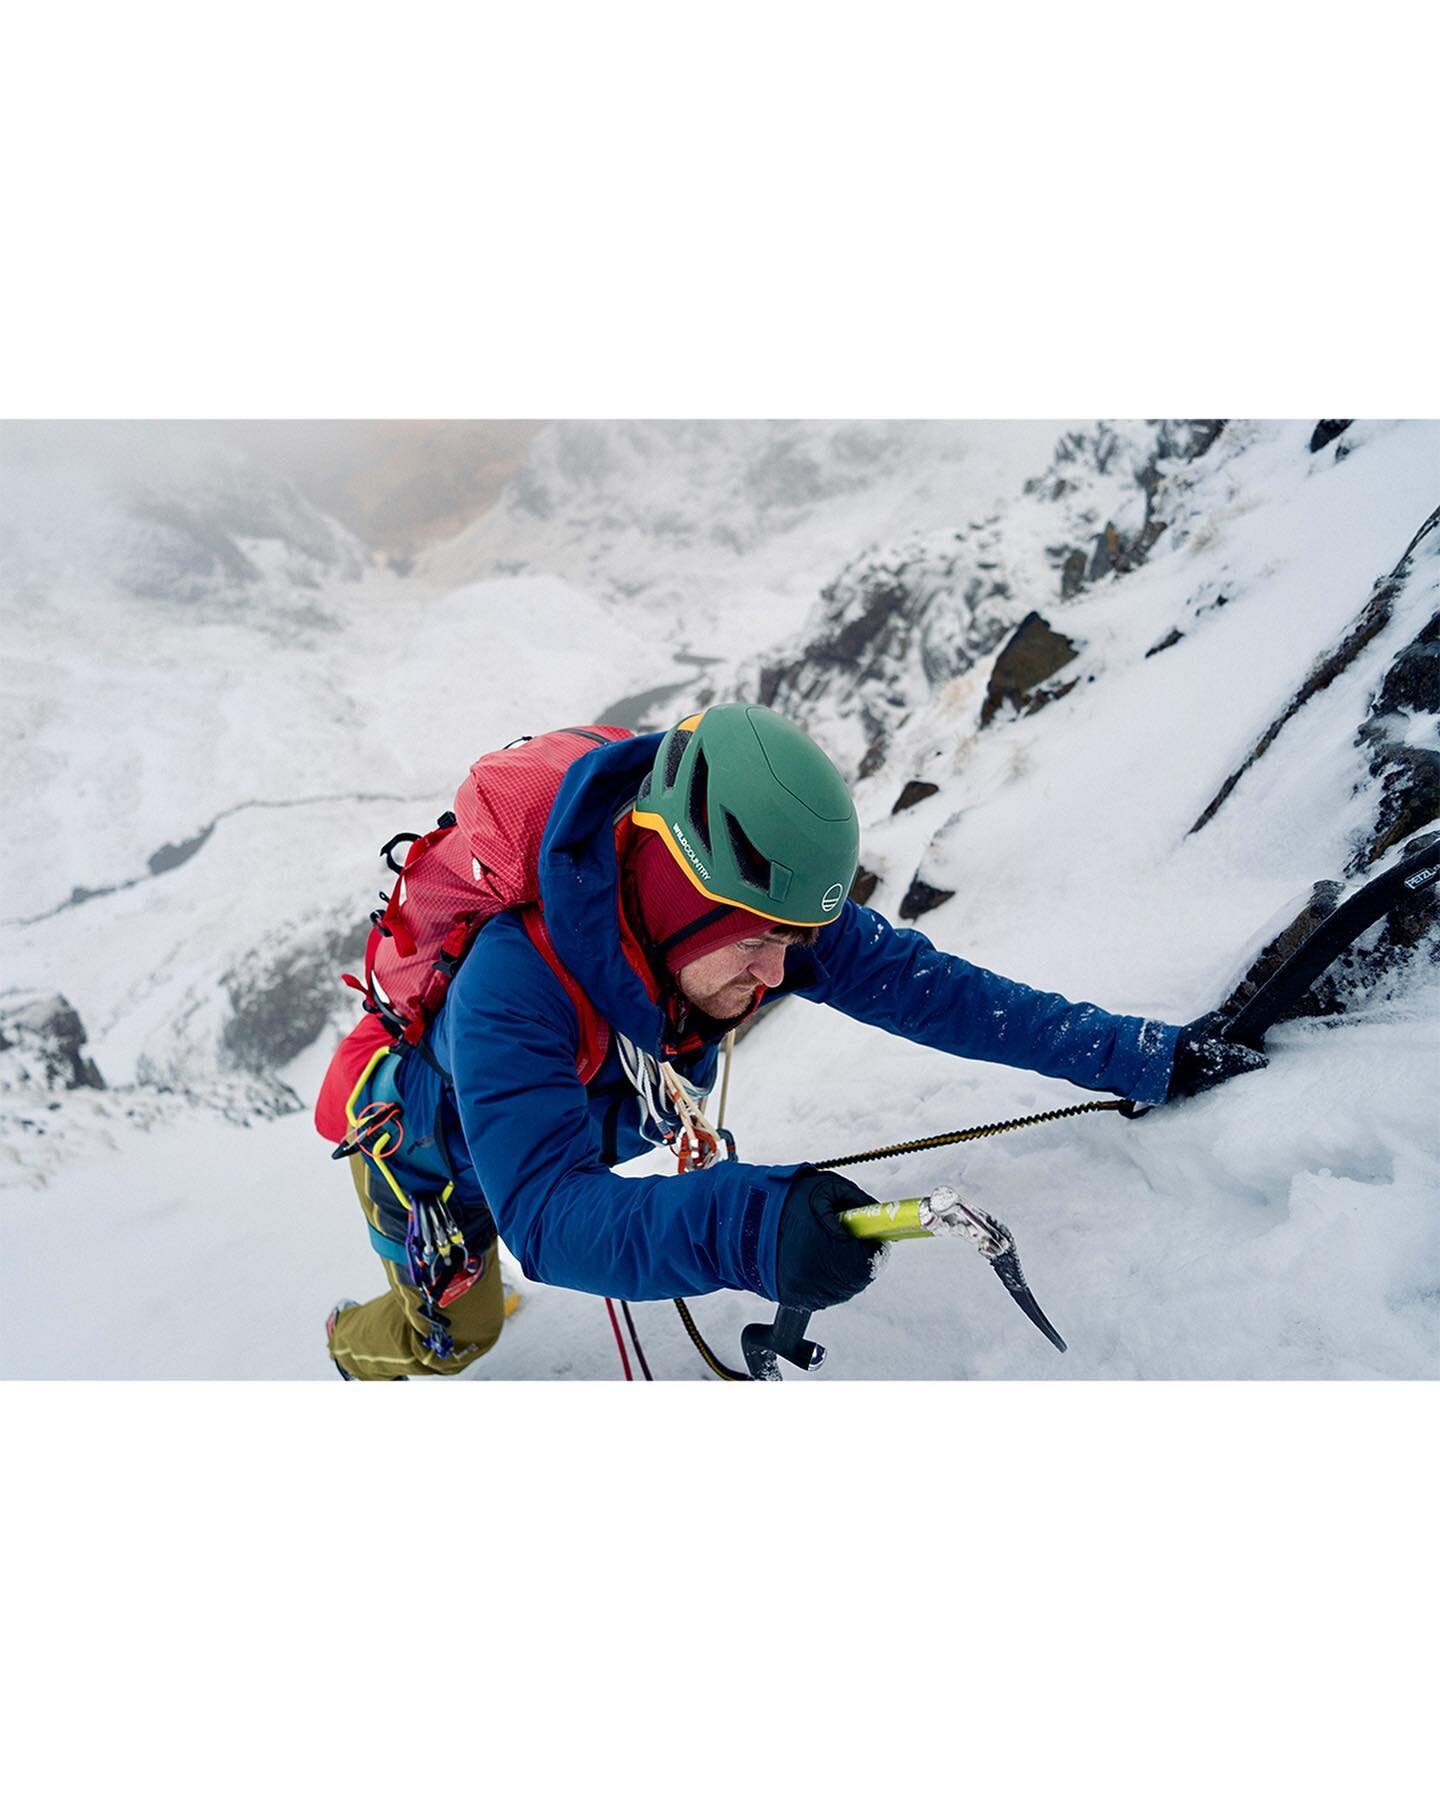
[783,901,1181,1106]
[437,914,799,1303]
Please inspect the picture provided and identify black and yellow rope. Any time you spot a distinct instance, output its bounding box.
[813,1099,1127,1171]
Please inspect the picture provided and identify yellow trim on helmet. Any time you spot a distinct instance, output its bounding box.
[631,805,842,929]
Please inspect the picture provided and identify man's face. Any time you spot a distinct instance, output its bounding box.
[675,928,799,1019]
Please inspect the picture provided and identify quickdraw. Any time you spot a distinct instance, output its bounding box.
[660,1063,734,1172]
[613,1033,733,1172]
[605,1032,741,1378]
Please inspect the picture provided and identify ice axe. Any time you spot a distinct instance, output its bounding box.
[741,1186,1066,1379]
[843,1186,1067,1353]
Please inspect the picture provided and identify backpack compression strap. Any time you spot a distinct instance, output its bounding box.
[520,906,612,1085]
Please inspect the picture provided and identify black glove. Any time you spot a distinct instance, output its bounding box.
[1166,1010,1268,1102]
[773,1168,884,1311]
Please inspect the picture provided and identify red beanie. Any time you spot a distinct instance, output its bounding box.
[626,826,772,974]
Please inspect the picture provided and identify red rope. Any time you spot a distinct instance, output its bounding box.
[604,1297,633,1380]
[620,1300,653,1380]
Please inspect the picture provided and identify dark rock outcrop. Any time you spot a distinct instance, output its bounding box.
[1309,421,1353,455]
[1060,548,1087,597]
[979,612,1081,729]
[849,866,880,907]
[892,780,939,814]
[899,877,955,920]
[1217,881,1346,1020]
[1216,849,1438,1028]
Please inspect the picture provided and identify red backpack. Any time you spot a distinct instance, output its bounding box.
[314,725,633,1142]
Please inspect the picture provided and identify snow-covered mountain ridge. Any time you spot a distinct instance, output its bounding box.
[742,420,1437,931]
[2,418,1436,1378]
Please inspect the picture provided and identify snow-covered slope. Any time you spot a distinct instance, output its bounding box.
[2,419,1435,1380]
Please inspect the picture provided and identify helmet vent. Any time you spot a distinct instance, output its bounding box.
[688,746,712,853]
[663,728,692,792]
[723,808,772,894]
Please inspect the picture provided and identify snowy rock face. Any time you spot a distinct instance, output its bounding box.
[218,915,373,1079]
[1349,514,1440,870]
[1188,500,1440,853]
[0,992,104,1093]
[744,420,1226,779]
[861,419,1438,990]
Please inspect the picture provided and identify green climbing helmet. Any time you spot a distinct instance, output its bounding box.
[632,704,859,927]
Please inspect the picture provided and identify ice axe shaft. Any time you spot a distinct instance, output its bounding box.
[741,1305,827,1381]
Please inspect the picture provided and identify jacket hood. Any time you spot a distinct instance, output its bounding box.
[537,733,672,1055]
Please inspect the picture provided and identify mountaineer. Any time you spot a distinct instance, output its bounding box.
[317,705,1261,1378]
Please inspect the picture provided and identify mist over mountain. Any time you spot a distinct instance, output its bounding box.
[0,422,370,628]
[420,419,1071,648]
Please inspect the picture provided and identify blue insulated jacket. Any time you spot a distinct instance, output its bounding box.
[399,735,1180,1304]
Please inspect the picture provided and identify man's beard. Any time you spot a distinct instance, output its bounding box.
[701,978,759,1019]
[683,983,763,1033]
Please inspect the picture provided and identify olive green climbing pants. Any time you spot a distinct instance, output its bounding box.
[328,1158,507,1380]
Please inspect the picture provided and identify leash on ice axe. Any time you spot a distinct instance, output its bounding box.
[740,1182,1069,1380]
[738,1097,1115,1378]
[670,1037,1096,1379]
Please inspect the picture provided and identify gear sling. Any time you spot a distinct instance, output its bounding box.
[332,1042,484,1359]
